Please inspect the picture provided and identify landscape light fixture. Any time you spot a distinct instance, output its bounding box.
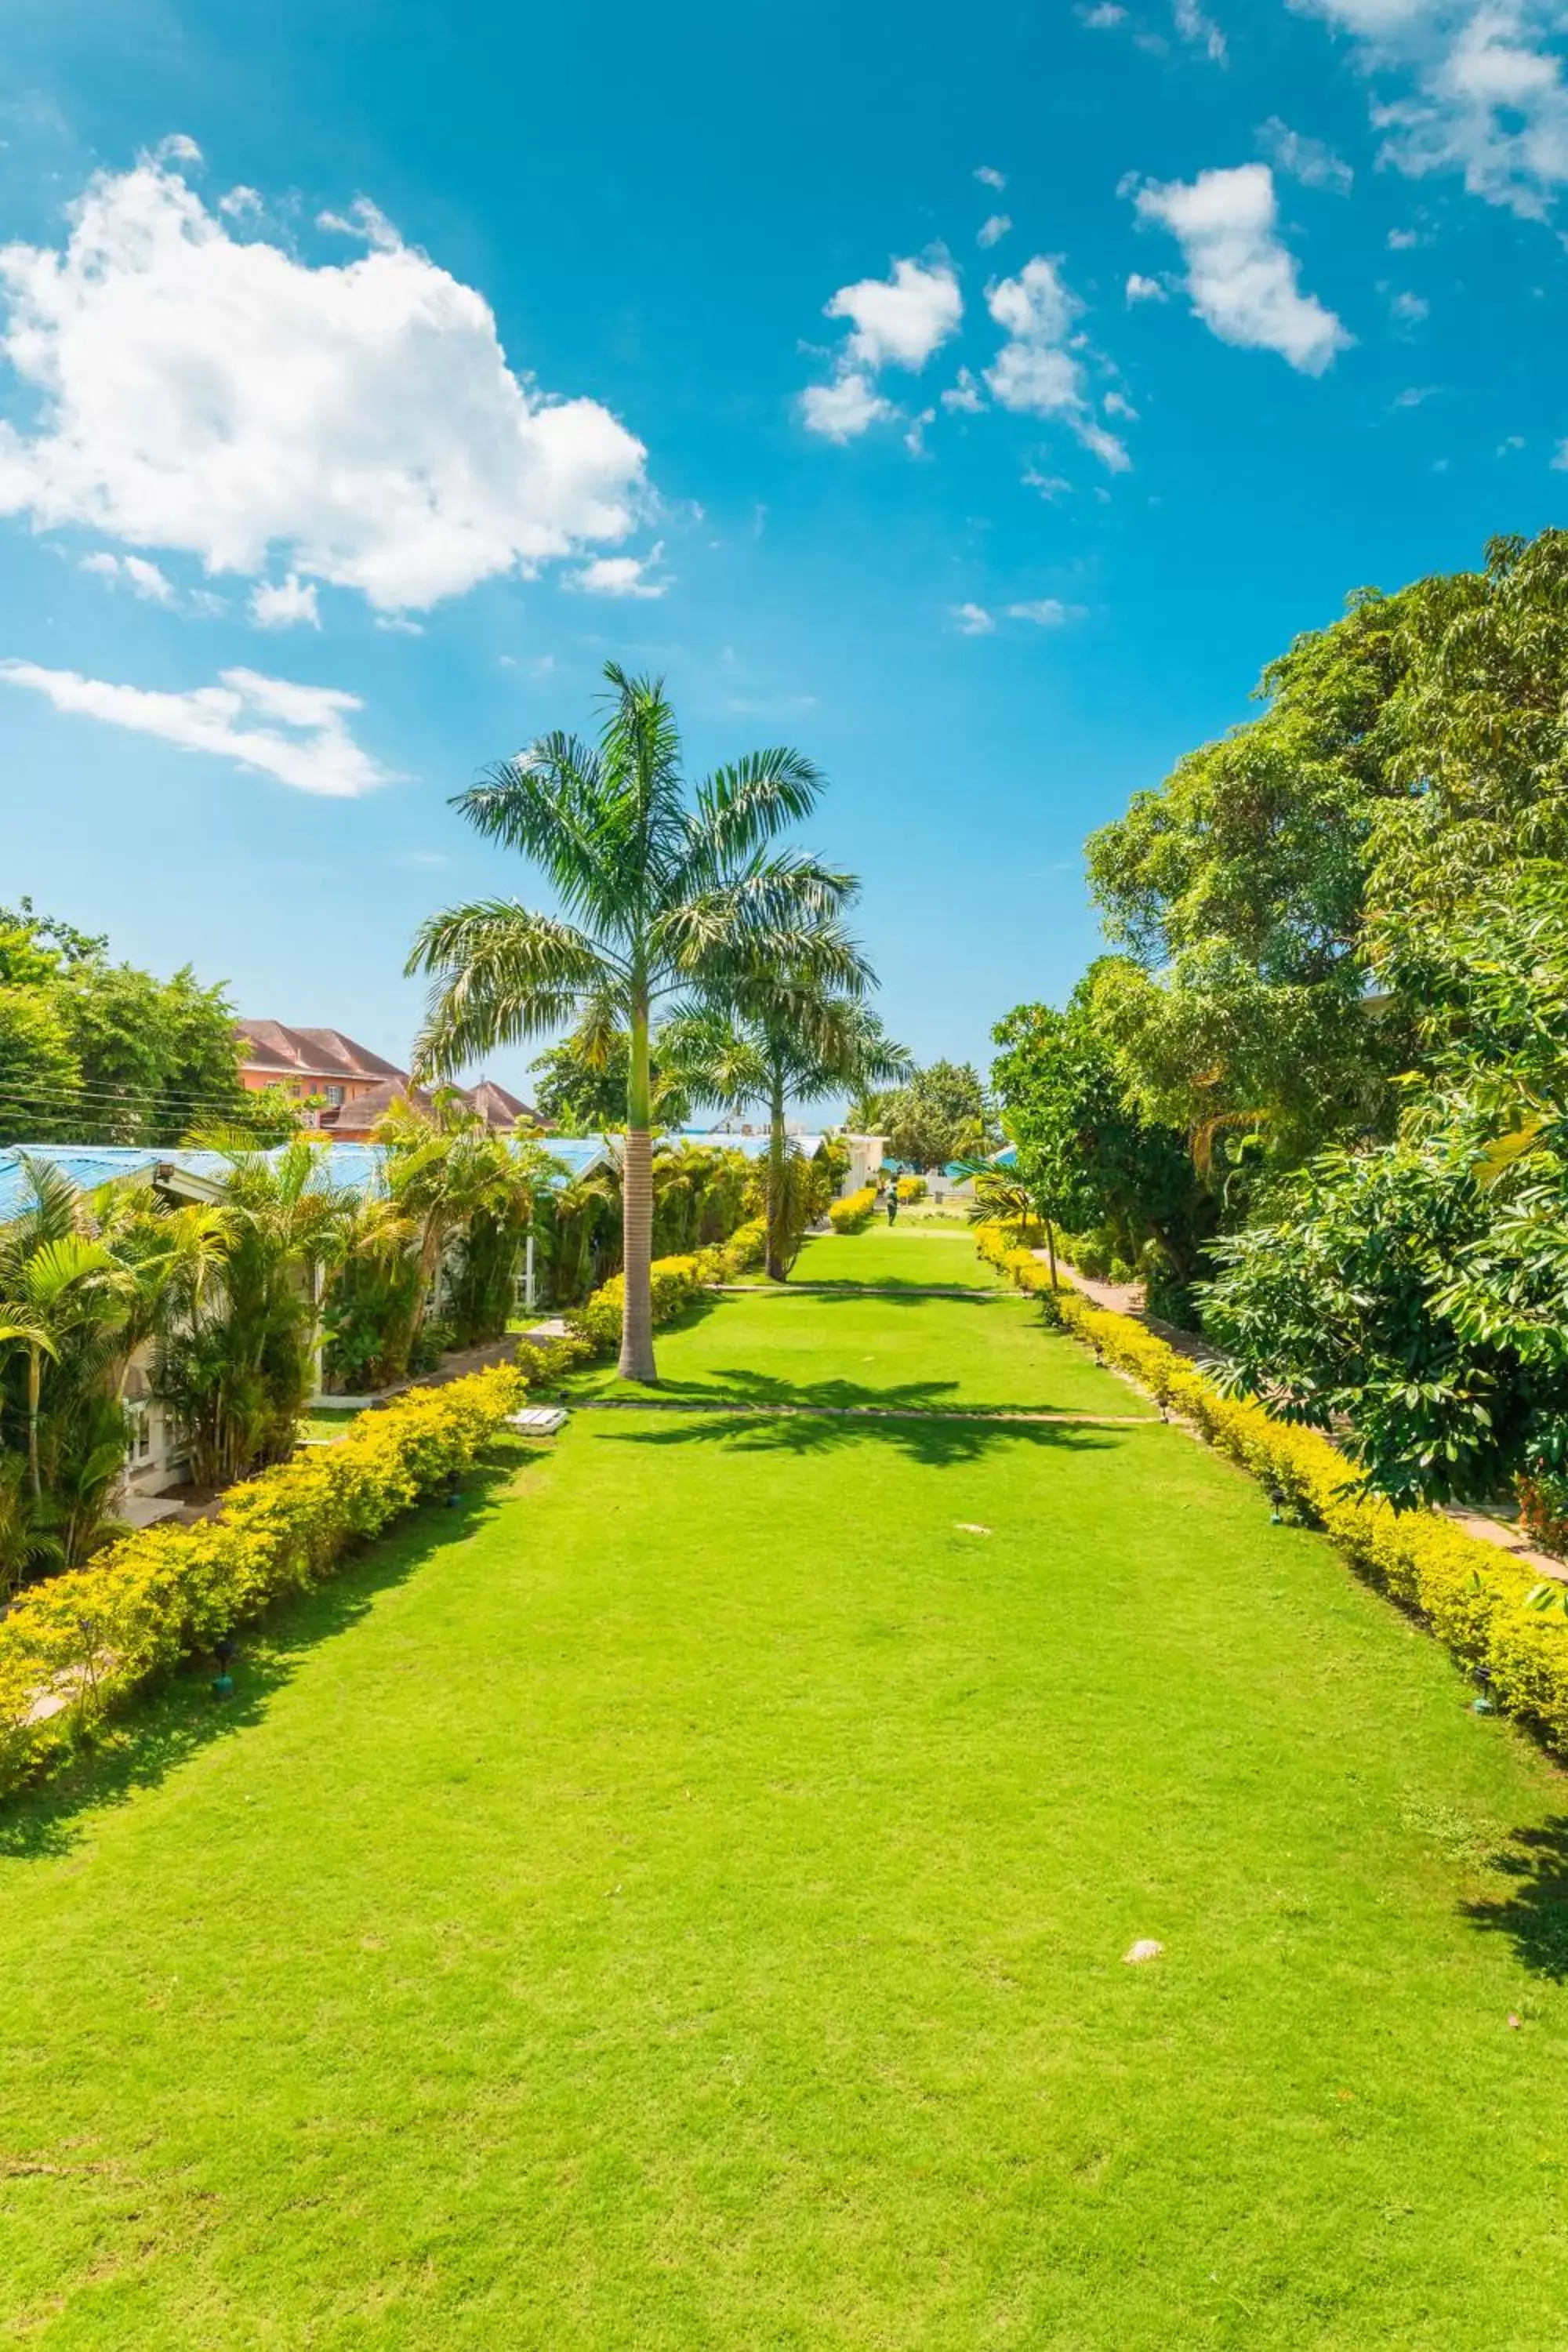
[212,1637,235,1699]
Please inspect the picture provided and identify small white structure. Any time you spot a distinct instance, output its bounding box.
[840,1134,887,1196]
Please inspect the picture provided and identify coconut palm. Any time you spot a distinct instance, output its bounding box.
[407,663,858,1379]
[665,995,912,1279]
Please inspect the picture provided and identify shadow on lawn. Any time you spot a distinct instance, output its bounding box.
[589,1403,1124,1468]
[1464,1822,1568,1980]
[574,1358,1155,1424]
[0,1441,543,1864]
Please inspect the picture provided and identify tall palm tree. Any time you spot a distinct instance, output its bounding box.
[407,663,858,1380]
[665,994,912,1279]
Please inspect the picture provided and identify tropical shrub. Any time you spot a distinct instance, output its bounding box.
[564,1218,768,1357]
[975,1222,1568,1762]
[0,1362,548,1801]
[895,1175,926,1203]
[829,1186,878,1234]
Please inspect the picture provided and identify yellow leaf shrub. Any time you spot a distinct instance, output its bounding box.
[973,1222,1568,1759]
[0,1363,534,1802]
[829,1185,878,1234]
[564,1218,769,1355]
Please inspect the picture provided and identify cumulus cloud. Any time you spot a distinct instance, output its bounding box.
[984,258,1131,470]
[0,154,649,612]
[1391,287,1432,321]
[975,165,1008,189]
[1132,163,1351,372]
[1258,116,1356,191]
[1126,271,1169,303]
[80,550,176,604]
[978,213,1012,248]
[249,573,321,629]
[0,660,398,795]
[823,256,964,371]
[572,543,668,597]
[800,371,895,441]
[953,603,996,634]
[1298,0,1568,220]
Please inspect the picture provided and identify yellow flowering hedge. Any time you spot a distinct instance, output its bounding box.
[0,1360,550,1802]
[829,1185,878,1234]
[895,1175,927,1203]
[975,1221,1568,1759]
[565,1218,769,1354]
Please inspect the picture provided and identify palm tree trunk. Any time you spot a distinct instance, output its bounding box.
[27,1345,42,1502]
[619,991,658,1382]
[1044,1217,1059,1292]
[766,1076,788,1283]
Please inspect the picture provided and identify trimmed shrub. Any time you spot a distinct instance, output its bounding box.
[974,1222,1568,1761]
[895,1175,927,1203]
[564,1218,769,1358]
[0,1361,548,1802]
[829,1186,878,1234]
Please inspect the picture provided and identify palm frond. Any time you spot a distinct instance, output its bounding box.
[678,748,829,892]
[407,901,615,1079]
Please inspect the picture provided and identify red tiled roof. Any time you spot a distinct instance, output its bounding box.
[236,1022,408,1085]
[320,1078,434,1132]
[466,1079,539,1130]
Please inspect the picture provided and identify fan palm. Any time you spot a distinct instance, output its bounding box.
[407,663,858,1378]
[665,993,912,1279]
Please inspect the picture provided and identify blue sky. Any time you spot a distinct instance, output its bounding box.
[0,0,1564,1106]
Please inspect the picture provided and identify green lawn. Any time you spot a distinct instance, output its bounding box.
[5,1231,1568,2345]
[565,1284,1152,1418]
[756,1228,1002,1290]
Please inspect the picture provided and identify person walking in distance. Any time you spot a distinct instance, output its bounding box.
[885,1182,899,1228]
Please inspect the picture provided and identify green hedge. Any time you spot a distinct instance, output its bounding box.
[0,1358,565,1802]
[974,1221,1568,1761]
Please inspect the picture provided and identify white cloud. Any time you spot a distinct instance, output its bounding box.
[315,196,401,250]
[1105,389,1139,418]
[572,543,668,597]
[978,213,1012,248]
[1024,466,1074,497]
[1258,116,1356,191]
[1080,3,1128,24]
[1126,271,1170,303]
[218,186,263,220]
[249,573,320,629]
[1007,598,1083,624]
[941,367,987,413]
[376,613,424,634]
[1132,163,1351,372]
[904,407,936,455]
[1174,0,1227,60]
[984,258,1131,470]
[953,602,996,634]
[975,165,1008,189]
[154,133,202,165]
[1298,0,1568,220]
[800,371,895,441]
[0,154,649,612]
[1390,287,1431,321]
[823,256,963,371]
[80,550,176,604]
[0,660,397,795]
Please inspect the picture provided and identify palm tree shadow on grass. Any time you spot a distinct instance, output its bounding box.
[589,1407,1124,1468]
[576,1361,1156,1422]
[1464,1822,1568,1979]
[0,1443,546,1864]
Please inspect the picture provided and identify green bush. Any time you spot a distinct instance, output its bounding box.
[975,1221,1568,1761]
[565,1219,769,1357]
[0,1362,550,1802]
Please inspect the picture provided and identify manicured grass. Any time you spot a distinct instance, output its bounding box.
[5,1232,1568,2344]
[765,1228,1002,1290]
[300,1406,366,1442]
[566,1285,1152,1418]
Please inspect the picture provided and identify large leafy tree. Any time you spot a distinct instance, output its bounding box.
[990,984,1213,1318]
[666,990,910,1279]
[1084,530,1568,1163]
[531,1025,692,1133]
[0,898,256,1146]
[407,663,855,1381]
[855,1061,996,1173]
